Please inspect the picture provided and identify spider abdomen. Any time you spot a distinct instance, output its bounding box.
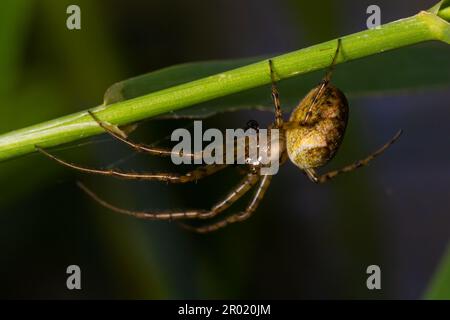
[286,84,349,169]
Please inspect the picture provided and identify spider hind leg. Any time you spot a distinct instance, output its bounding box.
[77,172,260,223]
[181,174,272,233]
[305,130,402,183]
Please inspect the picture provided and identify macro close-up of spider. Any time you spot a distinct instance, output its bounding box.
[1,0,450,302]
[36,39,402,233]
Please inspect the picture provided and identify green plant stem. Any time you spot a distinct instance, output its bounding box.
[0,9,449,162]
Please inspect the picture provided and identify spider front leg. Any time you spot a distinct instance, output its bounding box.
[304,130,402,183]
[77,172,260,221]
[87,110,200,160]
[182,174,272,233]
[36,145,227,183]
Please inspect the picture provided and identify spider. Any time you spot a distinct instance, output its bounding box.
[36,39,402,233]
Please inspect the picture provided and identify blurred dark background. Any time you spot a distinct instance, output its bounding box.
[0,0,449,299]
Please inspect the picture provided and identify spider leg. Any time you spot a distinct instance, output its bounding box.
[304,130,402,183]
[268,60,283,128]
[77,172,259,220]
[87,111,200,160]
[36,146,227,183]
[323,38,342,83]
[302,39,342,124]
[182,174,272,233]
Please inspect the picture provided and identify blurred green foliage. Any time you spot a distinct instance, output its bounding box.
[426,244,450,299]
[0,0,168,298]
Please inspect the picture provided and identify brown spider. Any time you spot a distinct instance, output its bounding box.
[36,39,402,233]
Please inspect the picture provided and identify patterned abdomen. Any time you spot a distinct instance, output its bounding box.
[286,84,349,169]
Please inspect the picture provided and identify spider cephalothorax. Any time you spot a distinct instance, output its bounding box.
[36,39,401,233]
